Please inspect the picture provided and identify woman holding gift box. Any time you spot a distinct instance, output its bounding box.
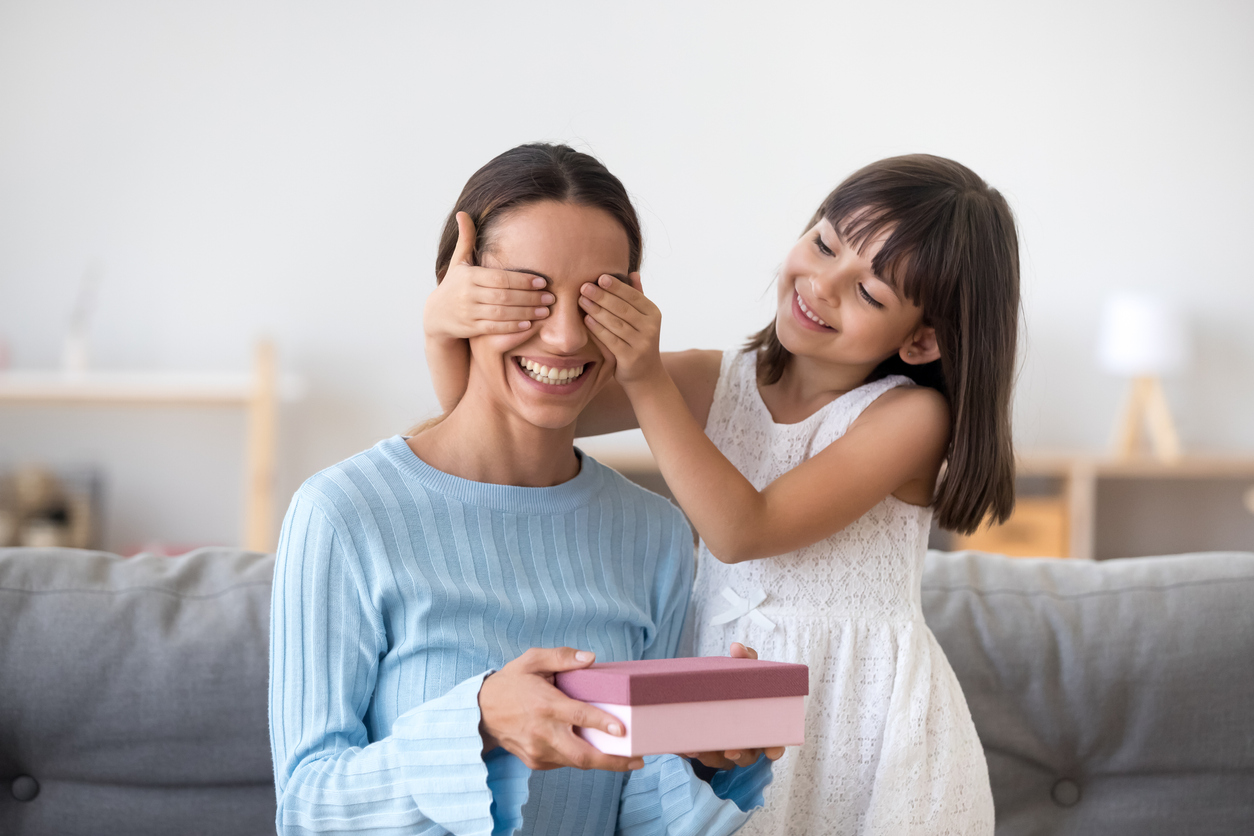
[428,155,1017,833]
[269,143,778,836]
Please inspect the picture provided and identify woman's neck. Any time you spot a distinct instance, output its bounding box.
[407,390,582,488]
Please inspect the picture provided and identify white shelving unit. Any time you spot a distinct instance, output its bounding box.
[0,342,300,552]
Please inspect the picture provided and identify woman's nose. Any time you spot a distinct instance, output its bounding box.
[538,297,588,354]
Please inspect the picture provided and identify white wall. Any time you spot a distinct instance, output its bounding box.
[2,0,1252,550]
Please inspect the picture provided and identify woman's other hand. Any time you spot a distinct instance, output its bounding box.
[423,211,555,340]
[684,642,787,770]
[579,273,664,386]
[478,647,645,773]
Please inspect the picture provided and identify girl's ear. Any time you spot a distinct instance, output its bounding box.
[899,325,940,365]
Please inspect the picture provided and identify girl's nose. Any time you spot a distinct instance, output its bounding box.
[538,298,588,354]
[809,275,840,308]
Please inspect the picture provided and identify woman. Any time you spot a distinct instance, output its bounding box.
[269,143,774,835]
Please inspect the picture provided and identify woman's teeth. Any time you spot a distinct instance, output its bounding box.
[518,358,587,385]
[797,293,831,328]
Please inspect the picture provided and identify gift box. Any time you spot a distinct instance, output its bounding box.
[555,656,808,757]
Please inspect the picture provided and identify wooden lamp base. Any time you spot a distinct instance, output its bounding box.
[1114,375,1181,462]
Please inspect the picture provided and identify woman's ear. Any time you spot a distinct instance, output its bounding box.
[899,326,940,365]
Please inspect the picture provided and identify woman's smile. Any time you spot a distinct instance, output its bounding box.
[514,356,594,390]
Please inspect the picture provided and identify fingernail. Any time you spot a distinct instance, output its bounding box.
[599,275,613,288]
[609,722,623,736]
[518,321,530,330]
[535,307,549,317]
[575,650,594,662]
[531,277,546,288]
[726,751,740,759]
[541,293,555,304]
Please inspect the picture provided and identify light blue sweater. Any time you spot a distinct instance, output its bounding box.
[269,435,771,835]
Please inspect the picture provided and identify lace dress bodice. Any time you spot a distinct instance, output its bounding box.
[690,349,993,836]
[692,351,930,625]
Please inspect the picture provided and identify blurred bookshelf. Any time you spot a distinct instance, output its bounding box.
[586,444,1254,560]
[0,342,303,553]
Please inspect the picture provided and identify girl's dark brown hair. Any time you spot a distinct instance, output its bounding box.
[435,142,641,282]
[746,154,1020,534]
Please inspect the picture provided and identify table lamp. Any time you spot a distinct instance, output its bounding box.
[1096,292,1190,462]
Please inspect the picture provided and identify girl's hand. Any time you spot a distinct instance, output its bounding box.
[478,647,645,773]
[423,211,555,340]
[579,273,664,387]
[684,642,787,770]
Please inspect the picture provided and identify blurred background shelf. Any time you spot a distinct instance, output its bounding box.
[589,445,1254,561]
[0,342,302,552]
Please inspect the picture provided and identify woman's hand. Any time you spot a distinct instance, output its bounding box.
[478,647,645,773]
[423,211,555,340]
[579,273,664,387]
[684,642,787,770]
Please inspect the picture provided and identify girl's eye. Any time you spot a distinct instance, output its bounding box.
[858,283,885,309]
[814,234,835,257]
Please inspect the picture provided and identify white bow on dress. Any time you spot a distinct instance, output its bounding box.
[709,586,776,631]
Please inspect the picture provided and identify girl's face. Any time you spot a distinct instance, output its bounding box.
[467,200,630,430]
[775,216,931,373]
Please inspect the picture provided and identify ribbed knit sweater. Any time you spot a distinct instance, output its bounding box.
[269,435,772,835]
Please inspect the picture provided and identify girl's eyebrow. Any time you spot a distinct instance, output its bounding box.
[508,267,630,284]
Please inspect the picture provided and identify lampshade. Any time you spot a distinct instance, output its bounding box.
[1096,292,1190,377]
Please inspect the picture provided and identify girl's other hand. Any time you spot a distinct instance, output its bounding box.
[579,273,663,386]
[423,211,555,340]
[684,642,787,770]
[477,647,645,773]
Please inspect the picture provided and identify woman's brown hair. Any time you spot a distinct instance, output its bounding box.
[746,154,1020,534]
[434,142,642,282]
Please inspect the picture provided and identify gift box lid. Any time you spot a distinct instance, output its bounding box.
[555,656,809,706]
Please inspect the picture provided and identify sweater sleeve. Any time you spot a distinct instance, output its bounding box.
[615,508,773,835]
[269,492,525,836]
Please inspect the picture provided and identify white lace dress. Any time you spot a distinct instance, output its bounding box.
[692,350,993,836]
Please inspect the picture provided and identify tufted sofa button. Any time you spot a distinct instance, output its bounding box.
[1051,778,1081,807]
[11,775,40,802]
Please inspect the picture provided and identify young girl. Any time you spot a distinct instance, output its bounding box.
[425,154,1018,835]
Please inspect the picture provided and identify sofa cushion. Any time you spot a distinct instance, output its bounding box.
[0,547,276,836]
[922,550,1254,836]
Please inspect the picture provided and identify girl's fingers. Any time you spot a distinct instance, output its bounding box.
[583,313,633,355]
[583,277,651,317]
[473,286,554,310]
[451,212,477,266]
[579,296,640,338]
[477,270,550,294]
[476,303,549,323]
[476,318,536,334]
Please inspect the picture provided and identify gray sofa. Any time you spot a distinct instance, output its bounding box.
[2,546,1251,835]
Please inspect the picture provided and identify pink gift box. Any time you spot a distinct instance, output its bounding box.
[555,656,808,757]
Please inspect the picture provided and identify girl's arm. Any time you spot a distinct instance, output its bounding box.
[580,276,949,563]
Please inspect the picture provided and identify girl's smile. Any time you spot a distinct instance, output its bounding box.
[793,290,834,331]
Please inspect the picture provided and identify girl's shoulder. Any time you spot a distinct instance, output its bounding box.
[851,381,950,456]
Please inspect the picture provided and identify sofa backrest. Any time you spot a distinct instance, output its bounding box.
[923,549,1254,836]
[2,546,1252,835]
[0,547,276,836]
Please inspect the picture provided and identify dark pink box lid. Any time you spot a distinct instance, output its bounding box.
[555,656,809,706]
